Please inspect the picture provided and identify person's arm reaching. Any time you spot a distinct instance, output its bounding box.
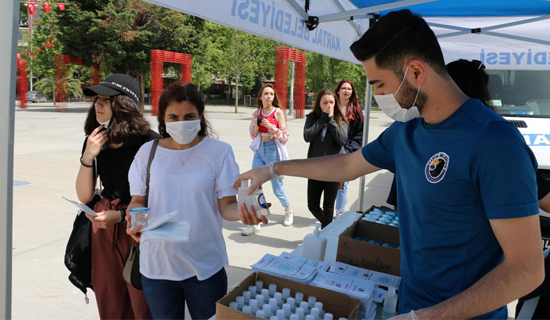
[402,215,544,320]
[233,150,380,195]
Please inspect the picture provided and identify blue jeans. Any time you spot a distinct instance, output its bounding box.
[141,268,227,320]
[252,141,290,208]
[335,181,349,212]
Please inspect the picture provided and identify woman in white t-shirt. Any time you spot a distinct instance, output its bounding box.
[126,82,253,320]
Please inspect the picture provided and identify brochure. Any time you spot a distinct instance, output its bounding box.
[61,195,97,217]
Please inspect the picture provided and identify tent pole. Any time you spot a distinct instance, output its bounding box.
[0,0,17,318]
[358,80,372,213]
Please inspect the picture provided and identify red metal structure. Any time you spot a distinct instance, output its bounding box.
[275,47,306,118]
[54,54,82,112]
[150,50,192,115]
[17,57,28,109]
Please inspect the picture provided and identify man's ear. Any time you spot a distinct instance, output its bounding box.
[408,59,426,86]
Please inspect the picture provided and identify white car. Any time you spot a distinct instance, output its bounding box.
[487,69,550,249]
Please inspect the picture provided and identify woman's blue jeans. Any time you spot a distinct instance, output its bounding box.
[335,181,349,212]
[252,141,290,208]
[141,268,227,320]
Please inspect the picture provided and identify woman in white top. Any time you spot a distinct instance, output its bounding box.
[126,82,249,320]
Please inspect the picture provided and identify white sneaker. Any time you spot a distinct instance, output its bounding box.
[334,210,344,220]
[283,208,294,226]
[241,224,260,236]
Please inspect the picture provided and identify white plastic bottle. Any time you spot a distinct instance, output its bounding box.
[238,180,250,211]
[250,188,271,217]
[301,224,327,261]
[382,286,398,319]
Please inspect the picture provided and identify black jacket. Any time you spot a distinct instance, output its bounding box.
[344,118,364,154]
[304,112,348,158]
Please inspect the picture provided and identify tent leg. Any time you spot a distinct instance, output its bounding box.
[0,1,17,318]
[358,81,372,213]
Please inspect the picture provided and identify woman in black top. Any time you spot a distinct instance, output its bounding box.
[76,74,156,319]
[304,89,348,228]
[334,79,364,218]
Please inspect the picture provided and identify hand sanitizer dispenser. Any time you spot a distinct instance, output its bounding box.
[382,286,398,319]
[301,224,327,261]
[237,180,250,212]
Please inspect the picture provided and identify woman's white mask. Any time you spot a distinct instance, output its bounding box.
[166,120,201,145]
[373,66,421,122]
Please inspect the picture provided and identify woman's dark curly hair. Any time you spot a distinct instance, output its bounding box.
[83,95,150,145]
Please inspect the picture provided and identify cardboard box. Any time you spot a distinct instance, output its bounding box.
[336,207,401,276]
[216,272,361,319]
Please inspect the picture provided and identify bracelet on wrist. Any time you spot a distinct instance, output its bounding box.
[269,162,284,180]
[80,156,93,168]
[119,209,126,223]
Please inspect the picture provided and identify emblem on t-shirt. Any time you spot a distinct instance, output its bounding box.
[425,152,449,183]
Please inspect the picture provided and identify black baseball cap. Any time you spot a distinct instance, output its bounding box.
[83,74,141,103]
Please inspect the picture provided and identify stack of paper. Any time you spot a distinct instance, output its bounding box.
[310,271,376,319]
[251,254,318,283]
[278,252,331,272]
[329,261,401,288]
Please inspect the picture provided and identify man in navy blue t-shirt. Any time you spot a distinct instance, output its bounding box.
[235,9,544,320]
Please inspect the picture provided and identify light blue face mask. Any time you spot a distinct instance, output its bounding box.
[373,66,421,122]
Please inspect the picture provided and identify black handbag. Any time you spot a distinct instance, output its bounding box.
[64,193,101,297]
[123,139,158,290]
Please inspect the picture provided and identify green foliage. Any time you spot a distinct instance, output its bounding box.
[34,76,83,98]
[305,51,367,105]
[18,0,370,109]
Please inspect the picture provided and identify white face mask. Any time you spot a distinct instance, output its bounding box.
[373,66,421,122]
[99,120,110,129]
[166,120,201,145]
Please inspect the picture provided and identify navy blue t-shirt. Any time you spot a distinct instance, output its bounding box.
[362,99,539,319]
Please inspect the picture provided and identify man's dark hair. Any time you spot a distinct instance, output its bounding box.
[350,9,447,77]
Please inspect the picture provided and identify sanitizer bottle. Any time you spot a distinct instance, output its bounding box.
[250,188,271,218]
[382,286,398,319]
[301,224,327,261]
[237,180,250,211]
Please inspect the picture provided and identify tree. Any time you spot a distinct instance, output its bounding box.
[56,0,202,108]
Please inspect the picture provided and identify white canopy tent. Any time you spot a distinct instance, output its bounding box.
[144,0,550,210]
[2,1,550,316]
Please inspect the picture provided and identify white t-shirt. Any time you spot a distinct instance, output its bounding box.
[128,137,239,281]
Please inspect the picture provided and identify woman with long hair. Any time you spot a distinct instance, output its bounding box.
[76,74,155,319]
[242,83,293,236]
[334,79,364,218]
[304,89,348,228]
[126,82,252,319]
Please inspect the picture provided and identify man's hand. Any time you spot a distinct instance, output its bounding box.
[233,165,272,195]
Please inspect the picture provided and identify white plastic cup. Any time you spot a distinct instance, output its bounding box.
[129,207,149,229]
[269,284,277,297]
[249,299,258,314]
[295,292,304,305]
[229,301,238,310]
[282,287,291,300]
[308,296,317,308]
[256,280,264,290]
[242,305,252,315]
[324,313,334,320]
[287,297,296,312]
[276,309,286,320]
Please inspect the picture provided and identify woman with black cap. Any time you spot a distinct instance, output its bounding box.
[76,74,158,319]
